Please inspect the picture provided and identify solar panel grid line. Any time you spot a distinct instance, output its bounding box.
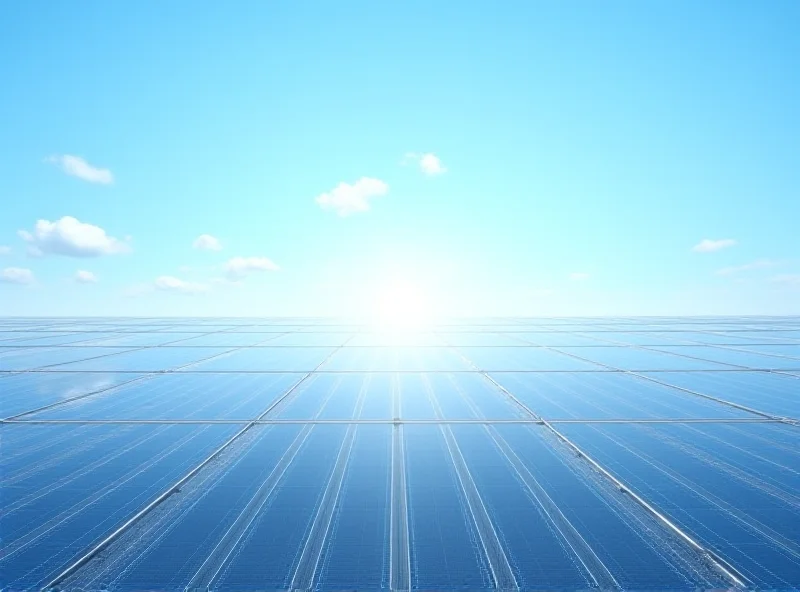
[433,333,540,420]
[38,347,340,591]
[0,425,220,573]
[625,342,800,372]
[0,320,260,394]
[71,435,262,591]
[537,420,750,589]
[588,426,800,563]
[643,426,800,511]
[627,372,798,424]
[289,424,359,590]
[287,376,369,590]
[0,374,154,421]
[520,339,796,424]
[1,423,182,519]
[422,375,520,591]
[1,417,789,425]
[679,341,800,362]
[485,426,622,590]
[20,324,246,372]
[434,371,624,590]
[38,422,254,591]
[465,328,758,587]
[389,429,411,590]
[184,424,315,590]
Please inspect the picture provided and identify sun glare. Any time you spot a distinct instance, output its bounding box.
[371,276,433,333]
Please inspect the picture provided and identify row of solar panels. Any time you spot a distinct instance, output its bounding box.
[3,421,799,590]
[3,369,800,421]
[2,342,800,375]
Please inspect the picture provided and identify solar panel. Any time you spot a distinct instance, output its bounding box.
[1,317,798,590]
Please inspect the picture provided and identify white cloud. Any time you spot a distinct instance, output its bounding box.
[315,177,389,216]
[18,216,129,257]
[1,267,34,285]
[569,272,590,281]
[419,153,446,175]
[46,154,114,184]
[403,152,447,175]
[692,238,736,253]
[193,234,222,251]
[224,256,279,280]
[74,270,98,283]
[154,275,208,294]
[716,259,778,276]
[0,246,10,255]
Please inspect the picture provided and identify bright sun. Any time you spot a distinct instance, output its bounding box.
[371,276,432,332]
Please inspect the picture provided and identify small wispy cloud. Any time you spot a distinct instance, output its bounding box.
[1,267,34,285]
[19,216,129,258]
[692,238,736,253]
[315,178,388,216]
[154,275,208,294]
[224,256,279,280]
[74,270,98,283]
[569,272,590,281]
[0,246,10,255]
[193,234,222,251]
[46,154,114,184]
[770,274,800,287]
[715,259,778,276]
[403,152,447,176]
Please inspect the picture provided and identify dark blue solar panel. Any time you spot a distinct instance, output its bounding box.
[556,422,800,589]
[0,423,238,589]
[403,424,492,589]
[315,425,391,590]
[489,371,753,419]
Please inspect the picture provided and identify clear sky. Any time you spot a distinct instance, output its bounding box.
[1,0,799,317]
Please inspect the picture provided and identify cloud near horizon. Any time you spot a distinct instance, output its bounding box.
[154,275,208,294]
[1,267,34,285]
[692,238,737,253]
[224,256,279,280]
[716,259,778,276]
[46,154,114,184]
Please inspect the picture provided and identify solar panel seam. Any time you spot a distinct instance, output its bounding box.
[389,423,411,591]
[288,378,369,589]
[2,325,306,420]
[485,425,622,590]
[526,341,797,424]
[1,417,788,424]
[438,373,624,589]
[538,421,751,589]
[433,332,541,420]
[423,375,519,590]
[445,328,757,588]
[184,424,315,589]
[289,424,359,589]
[577,424,800,577]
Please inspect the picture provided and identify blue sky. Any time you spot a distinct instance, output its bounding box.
[1,0,798,317]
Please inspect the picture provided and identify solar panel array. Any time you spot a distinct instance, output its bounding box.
[1,317,799,591]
